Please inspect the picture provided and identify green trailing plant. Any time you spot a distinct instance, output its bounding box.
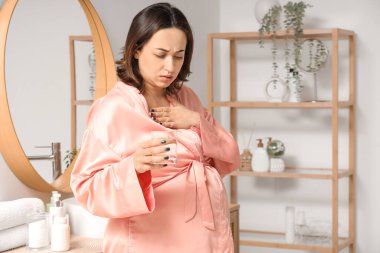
[258,5,282,78]
[258,1,312,85]
[305,39,329,72]
[258,5,282,47]
[283,1,312,71]
[63,148,78,168]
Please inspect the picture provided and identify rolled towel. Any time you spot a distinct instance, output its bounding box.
[0,224,27,251]
[0,198,44,231]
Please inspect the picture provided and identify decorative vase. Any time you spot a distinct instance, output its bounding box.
[270,157,285,172]
[254,0,281,24]
[287,68,304,102]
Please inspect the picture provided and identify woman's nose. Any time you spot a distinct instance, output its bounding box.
[164,57,174,72]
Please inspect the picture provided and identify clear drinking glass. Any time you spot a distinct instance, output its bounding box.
[150,131,177,164]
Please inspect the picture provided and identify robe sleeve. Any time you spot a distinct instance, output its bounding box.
[180,86,241,177]
[70,97,155,219]
[198,109,240,177]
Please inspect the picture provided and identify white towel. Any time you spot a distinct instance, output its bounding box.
[0,198,44,231]
[0,224,27,252]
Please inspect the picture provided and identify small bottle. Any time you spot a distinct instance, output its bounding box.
[51,215,70,252]
[49,192,65,223]
[252,139,269,172]
[49,191,66,245]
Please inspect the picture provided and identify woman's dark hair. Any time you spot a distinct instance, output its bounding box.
[116,3,193,95]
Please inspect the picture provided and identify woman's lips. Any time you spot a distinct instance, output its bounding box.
[159,75,173,82]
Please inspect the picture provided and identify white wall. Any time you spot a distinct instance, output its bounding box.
[218,0,380,253]
[0,154,47,201]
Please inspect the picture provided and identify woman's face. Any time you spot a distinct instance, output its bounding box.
[135,28,186,92]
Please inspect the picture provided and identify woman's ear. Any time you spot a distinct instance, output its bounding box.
[134,51,140,60]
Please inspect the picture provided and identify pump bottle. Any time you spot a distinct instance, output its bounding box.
[252,139,270,172]
[51,216,70,251]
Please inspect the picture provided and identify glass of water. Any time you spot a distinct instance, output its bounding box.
[150,131,177,165]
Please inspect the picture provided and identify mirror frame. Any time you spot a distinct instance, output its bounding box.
[0,0,117,193]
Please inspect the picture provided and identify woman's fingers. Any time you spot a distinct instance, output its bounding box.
[140,136,175,149]
[134,149,169,173]
[134,141,174,173]
[160,121,175,128]
[134,131,177,173]
[135,163,166,173]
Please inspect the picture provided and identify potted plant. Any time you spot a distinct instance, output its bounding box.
[63,148,78,168]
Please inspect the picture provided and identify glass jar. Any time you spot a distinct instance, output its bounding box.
[27,211,49,250]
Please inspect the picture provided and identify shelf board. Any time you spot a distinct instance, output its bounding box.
[74,100,94,106]
[209,101,352,108]
[209,28,355,40]
[230,167,353,180]
[240,229,353,253]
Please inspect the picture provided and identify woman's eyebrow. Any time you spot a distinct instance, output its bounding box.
[155,48,185,53]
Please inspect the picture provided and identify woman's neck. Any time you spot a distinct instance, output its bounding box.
[143,84,165,98]
[143,85,169,109]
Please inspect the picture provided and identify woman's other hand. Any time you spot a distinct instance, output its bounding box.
[150,97,200,129]
[133,137,175,173]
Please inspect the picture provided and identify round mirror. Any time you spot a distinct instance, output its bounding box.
[0,0,117,193]
[296,39,329,102]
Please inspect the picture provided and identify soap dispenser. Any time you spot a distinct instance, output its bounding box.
[252,139,269,172]
[49,192,65,222]
[51,215,70,252]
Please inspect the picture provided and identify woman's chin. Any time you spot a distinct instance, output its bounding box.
[156,81,173,89]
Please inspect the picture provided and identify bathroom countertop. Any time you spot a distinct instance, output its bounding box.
[6,236,102,253]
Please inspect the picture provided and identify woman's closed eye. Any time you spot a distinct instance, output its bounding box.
[154,53,184,60]
[154,54,166,59]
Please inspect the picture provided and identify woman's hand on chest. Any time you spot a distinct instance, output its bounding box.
[150,96,200,129]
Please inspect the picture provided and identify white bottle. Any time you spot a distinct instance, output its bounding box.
[252,139,269,172]
[51,215,70,252]
[49,192,65,219]
[285,206,295,243]
[49,192,66,244]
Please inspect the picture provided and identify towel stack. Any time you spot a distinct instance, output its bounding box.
[0,198,44,252]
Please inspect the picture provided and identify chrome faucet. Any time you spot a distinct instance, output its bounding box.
[28,142,62,180]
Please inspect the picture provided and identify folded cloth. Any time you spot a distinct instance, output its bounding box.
[0,198,44,231]
[0,224,27,252]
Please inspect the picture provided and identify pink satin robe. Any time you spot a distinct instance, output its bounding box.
[71,82,240,253]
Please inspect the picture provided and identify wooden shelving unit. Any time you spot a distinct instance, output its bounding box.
[69,35,94,150]
[207,28,356,253]
[239,230,352,253]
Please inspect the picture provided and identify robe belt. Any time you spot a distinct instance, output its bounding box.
[184,160,215,230]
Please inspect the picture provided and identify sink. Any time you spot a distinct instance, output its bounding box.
[63,197,107,239]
